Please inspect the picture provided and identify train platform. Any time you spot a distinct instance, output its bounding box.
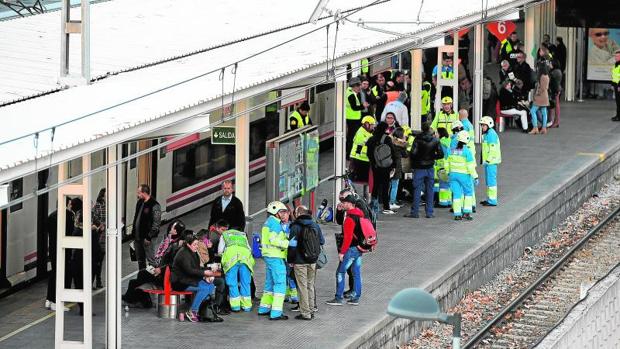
[1,100,619,348]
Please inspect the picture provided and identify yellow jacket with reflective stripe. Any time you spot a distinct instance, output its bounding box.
[446,147,477,178]
[350,127,373,162]
[360,58,369,75]
[221,229,254,273]
[421,81,431,115]
[431,110,459,135]
[612,64,620,84]
[289,110,310,130]
[345,87,362,120]
[261,216,289,259]
[482,128,502,164]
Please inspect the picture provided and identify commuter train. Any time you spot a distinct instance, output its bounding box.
[0,84,338,292]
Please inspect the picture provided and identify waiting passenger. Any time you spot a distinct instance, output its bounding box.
[529,63,550,135]
[366,121,397,215]
[171,233,218,323]
[389,127,408,210]
[499,80,529,132]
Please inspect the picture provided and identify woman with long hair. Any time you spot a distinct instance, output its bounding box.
[529,63,550,135]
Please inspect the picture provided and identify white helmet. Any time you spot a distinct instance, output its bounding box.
[480,116,494,128]
[457,130,470,144]
[267,201,288,215]
[451,120,463,131]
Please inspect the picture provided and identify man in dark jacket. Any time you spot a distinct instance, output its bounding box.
[513,52,534,93]
[171,233,219,322]
[45,198,74,311]
[131,184,162,270]
[406,122,444,218]
[288,206,325,320]
[208,180,246,231]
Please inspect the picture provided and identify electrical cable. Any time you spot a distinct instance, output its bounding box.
[0,1,538,209]
[0,0,383,148]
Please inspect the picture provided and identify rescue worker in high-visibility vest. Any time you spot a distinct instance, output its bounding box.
[401,125,415,152]
[345,77,368,159]
[459,109,477,212]
[446,131,478,221]
[360,58,370,77]
[431,96,460,136]
[221,227,255,312]
[349,115,376,183]
[500,31,521,64]
[479,116,502,206]
[289,101,312,131]
[434,127,452,207]
[421,81,432,122]
[258,201,290,320]
[612,49,620,121]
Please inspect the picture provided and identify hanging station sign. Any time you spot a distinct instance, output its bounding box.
[486,21,516,42]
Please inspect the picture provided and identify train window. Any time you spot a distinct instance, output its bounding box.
[172,140,235,193]
[249,105,279,161]
[129,142,137,169]
[9,178,22,212]
[159,138,166,159]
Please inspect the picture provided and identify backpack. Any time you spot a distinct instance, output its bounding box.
[299,224,321,263]
[354,196,377,229]
[373,135,393,168]
[351,215,378,253]
[251,233,262,258]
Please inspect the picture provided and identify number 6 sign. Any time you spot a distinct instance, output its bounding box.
[486,20,516,42]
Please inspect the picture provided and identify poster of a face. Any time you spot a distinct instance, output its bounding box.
[587,28,620,81]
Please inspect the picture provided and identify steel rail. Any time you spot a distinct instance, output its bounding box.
[463,204,620,348]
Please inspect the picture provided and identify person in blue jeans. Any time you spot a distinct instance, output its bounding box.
[326,195,364,306]
[404,122,444,218]
[388,127,408,210]
[170,233,218,322]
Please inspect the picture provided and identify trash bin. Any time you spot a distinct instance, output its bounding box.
[157,294,180,319]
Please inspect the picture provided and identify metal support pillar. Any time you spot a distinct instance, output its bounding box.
[55,155,92,348]
[473,24,484,143]
[524,7,536,67]
[105,145,122,349]
[60,0,90,83]
[434,35,459,114]
[410,49,423,131]
[564,27,577,101]
[235,99,250,211]
[333,76,346,205]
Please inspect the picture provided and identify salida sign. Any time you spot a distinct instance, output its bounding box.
[486,21,516,42]
[211,126,236,145]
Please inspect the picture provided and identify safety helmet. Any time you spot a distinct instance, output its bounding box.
[457,130,470,144]
[480,116,495,128]
[451,120,463,131]
[267,201,288,215]
[441,96,453,104]
[361,115,376,125]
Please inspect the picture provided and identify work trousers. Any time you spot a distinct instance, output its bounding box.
[616,87,620,117]
[484,164,498,205]
[449,173,473,216]
[258,257,286,318]
[225,263,252,311]
[293,263,317,318]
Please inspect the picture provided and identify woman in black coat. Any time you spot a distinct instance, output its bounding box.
[365,121,397,215]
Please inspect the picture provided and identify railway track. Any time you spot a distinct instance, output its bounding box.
[463,206,620,349]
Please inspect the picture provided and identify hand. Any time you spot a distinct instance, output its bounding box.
[206,240,213,248]
[474,178,480,186]
[153,267,161,276]
[144,239,151,246]
[205,276,214,283]
[338,254,344,262]
[336,203,343,210]
[363,102,370,108]
[204,270,215,277]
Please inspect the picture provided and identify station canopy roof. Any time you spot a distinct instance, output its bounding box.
[0,0,533,183]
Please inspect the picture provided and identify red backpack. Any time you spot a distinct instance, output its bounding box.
[351,215,377,253]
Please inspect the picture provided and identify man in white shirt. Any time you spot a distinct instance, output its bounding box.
[381,91,409,126]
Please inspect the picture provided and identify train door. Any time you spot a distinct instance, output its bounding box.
[36,170,49,278]
[125,142,139,231]
[0,209,9,289]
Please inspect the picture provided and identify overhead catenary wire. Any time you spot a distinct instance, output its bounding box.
[0,0,384,148]
[0,0,545,209]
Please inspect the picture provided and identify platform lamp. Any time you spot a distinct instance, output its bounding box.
[387,288,462,349]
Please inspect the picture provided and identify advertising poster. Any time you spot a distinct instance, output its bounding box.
[587,28,620,81]
[304,130,320,192]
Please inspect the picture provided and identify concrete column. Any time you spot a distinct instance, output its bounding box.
[235,99,250,211]
[333,75,346,205]
[564,27,577,101]
[473,24,484,143]
[410,49,423,131]
[55,155,92,348]
[452,32,459,112]
[524,7,536,67]
[59,0,90,83]
[105,145,122,349]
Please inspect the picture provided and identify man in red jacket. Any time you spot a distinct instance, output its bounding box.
[326,195,364,306]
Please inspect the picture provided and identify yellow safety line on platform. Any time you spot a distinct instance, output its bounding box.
[577,152,606,162]
[0,269,140,343]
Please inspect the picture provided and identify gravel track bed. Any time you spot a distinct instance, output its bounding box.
[402,179,620,349]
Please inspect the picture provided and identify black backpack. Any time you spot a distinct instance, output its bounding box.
[373,135,393,168]
[300,224,321,263]
[354,197,377,229]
